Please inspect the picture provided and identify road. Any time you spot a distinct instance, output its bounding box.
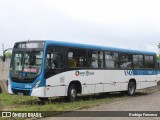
[43,90,160,120]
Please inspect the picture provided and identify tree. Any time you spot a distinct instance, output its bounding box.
[5,52,12,58]
[157,55,160,60]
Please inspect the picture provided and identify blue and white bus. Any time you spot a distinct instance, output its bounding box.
[8,40,157,101]
[157,60,160,82]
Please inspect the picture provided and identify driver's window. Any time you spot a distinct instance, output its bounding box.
[45,51,63,69]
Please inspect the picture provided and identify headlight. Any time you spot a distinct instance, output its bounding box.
[34,80,41,88]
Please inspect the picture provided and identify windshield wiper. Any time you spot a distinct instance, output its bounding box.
[17,50,22,65]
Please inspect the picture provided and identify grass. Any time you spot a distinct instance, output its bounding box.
[0,92,127,112]
[0,86,160,117]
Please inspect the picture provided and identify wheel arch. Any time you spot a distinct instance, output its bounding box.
[68,80,82,94]
[129,78,136,89]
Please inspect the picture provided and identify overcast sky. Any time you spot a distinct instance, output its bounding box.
[0,0,160,55]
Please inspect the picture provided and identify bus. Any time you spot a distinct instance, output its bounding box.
[157,60,160,82]
[8,40,157,101]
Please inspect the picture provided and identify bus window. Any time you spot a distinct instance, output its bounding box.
[119,53,133,69]
[68,48,87,68]
[133,55,143,68]
[105,52,119,69]
[46,52,63,69]
[105,51,114,68]
[88,50,104,68]
[144,55,155,68]
[98,51,104,68]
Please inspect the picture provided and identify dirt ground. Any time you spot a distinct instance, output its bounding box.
[43,86,160,120]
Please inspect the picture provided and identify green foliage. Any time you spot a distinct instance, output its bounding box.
[157,54,160,60]
[5,52,12,58]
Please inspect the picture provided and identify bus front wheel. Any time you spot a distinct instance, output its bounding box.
[127,81,136,96]
[67,84,77,102]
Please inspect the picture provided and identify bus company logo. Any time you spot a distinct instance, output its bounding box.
[86,71,95,76]
[124,70,133,76]
[75,71,85,77]
[75,71,80,76]
[86,71,89,76]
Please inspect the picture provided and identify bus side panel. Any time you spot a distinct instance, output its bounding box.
[45,73,67,97]
[45,70,157,97]
[82,85,95,94]
[65,70,102,94]
[137,75,157,89]
[105,70,129,92]
[31,87,45,97]
[83,70,104,94]
[45,86,67,97]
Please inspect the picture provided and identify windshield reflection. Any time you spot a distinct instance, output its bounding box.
[10,50,43,78]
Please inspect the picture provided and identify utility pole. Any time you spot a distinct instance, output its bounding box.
[2,43,4,55]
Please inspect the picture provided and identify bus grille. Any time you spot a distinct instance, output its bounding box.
[12,88,30,96]
[11,77,35,83]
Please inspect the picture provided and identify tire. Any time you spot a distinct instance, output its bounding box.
[67,84,77,102]
[38,97,48,101]
[127,81,136,96]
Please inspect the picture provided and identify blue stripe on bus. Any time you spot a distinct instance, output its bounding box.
[45,40,156,55]
[124,70,157,76]
[132,70,157,75]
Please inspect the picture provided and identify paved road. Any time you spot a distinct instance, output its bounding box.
[43,90,160,120]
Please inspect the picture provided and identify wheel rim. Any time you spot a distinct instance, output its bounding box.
[129,85,134,94]
[71,89,76,97]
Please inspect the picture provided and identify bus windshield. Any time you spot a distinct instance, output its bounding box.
[10,49,43,79]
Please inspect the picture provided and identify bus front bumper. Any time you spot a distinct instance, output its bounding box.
[8,84,46,97]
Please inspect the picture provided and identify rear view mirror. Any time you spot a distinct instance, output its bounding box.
[2,48,13,62]
[2,54,6,62]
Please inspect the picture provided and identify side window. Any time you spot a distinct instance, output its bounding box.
[144,55,155,68]
[46,51,63,69]
[88,50,98,68]
[68,48,87,68]
[133,55,143,68]
[88,50,104,68]
[99,51,104,68]
[53,53,63,68]
[45,47,64,79]
[119,53,133,69]
[105,52,119,68]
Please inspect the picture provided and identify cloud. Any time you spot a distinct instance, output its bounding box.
[0,0,160,54]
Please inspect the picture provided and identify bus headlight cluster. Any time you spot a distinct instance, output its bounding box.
[34,80,41,88]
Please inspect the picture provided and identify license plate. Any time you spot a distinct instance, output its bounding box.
[18,92,24,96]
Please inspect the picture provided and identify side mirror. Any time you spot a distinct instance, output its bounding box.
[2,54,6,62]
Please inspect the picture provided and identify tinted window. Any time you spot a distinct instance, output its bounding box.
[144,55,155,68]
[133,55,144,68]
[119,53,133,69]
[68,48,87,68]
[88,50,104,68]
[105,52,119,68]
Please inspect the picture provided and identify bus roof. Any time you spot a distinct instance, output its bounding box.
[16,40,157,55]
[45,40,156,55]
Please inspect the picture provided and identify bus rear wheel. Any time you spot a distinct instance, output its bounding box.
[127,81,136,96]
[67,84,77,102]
